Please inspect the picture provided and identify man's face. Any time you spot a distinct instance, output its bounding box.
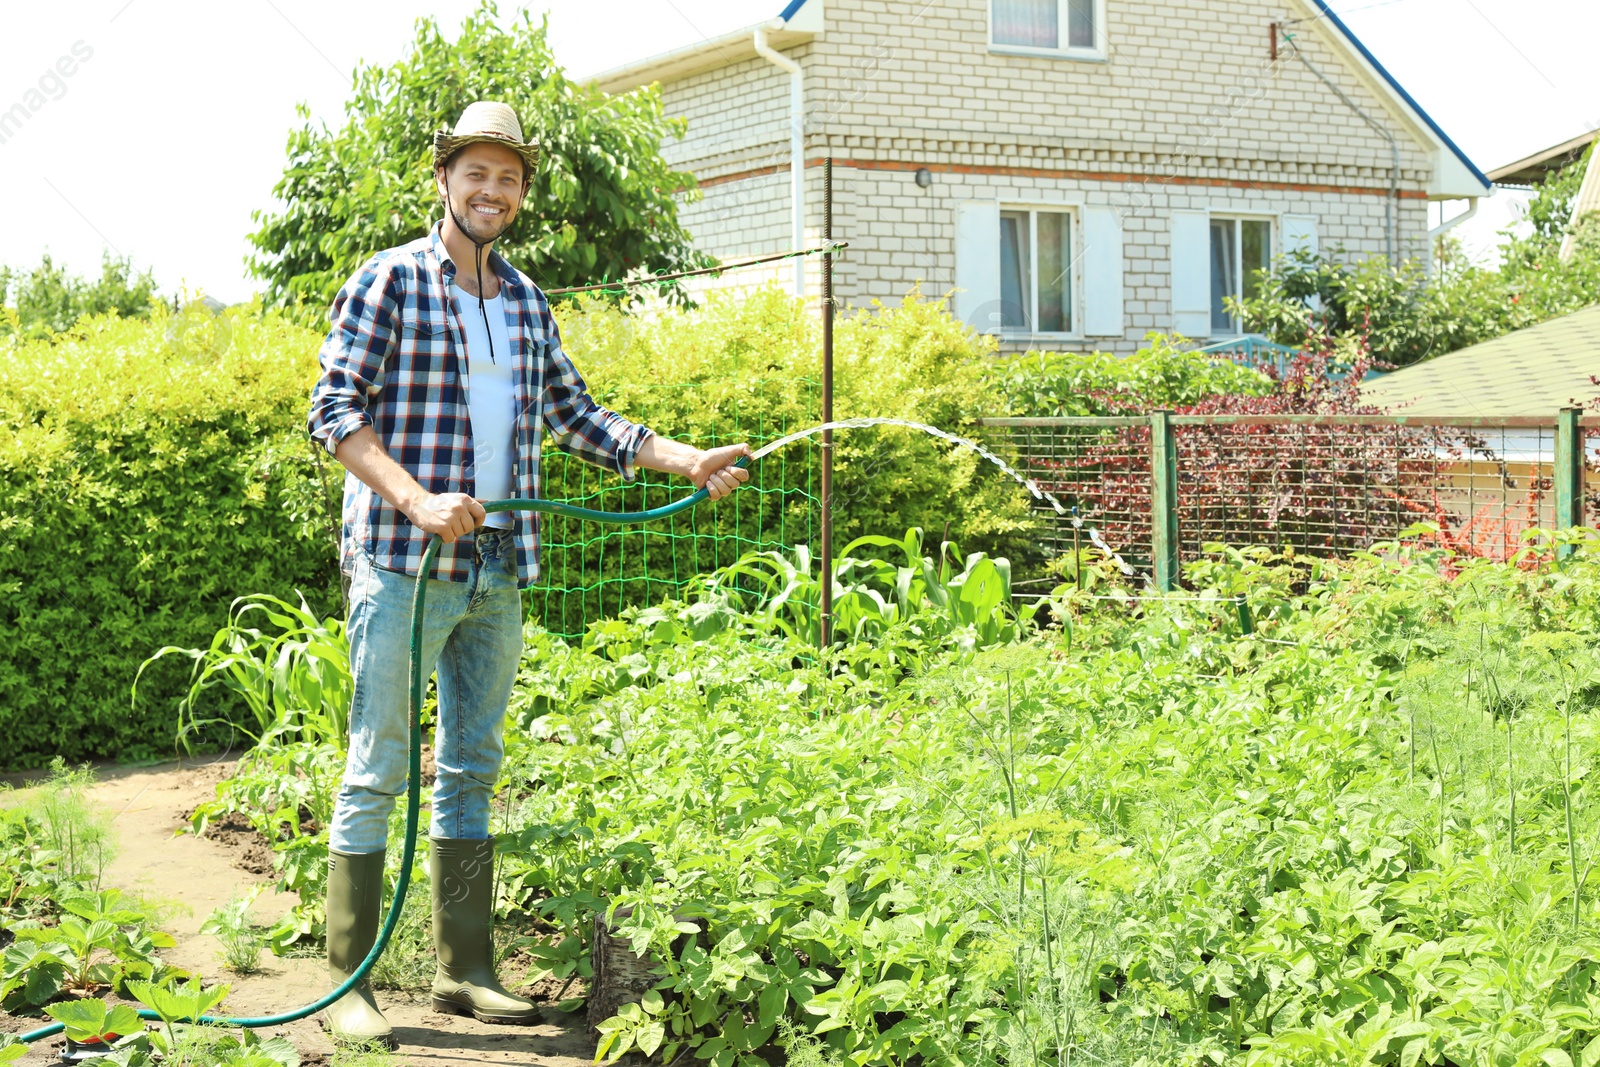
[436,142,527,243]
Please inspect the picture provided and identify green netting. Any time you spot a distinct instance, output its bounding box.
[526,378,819,640]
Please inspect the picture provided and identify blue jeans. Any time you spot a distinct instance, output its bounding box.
[329,527,523,854]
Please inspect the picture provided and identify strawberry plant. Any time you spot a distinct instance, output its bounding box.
[1,889,182,1009]
[43,997,142,1047]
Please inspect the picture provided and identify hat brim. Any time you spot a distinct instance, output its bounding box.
[433,131,540,178]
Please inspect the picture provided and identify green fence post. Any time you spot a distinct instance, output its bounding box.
[1556,406,1584,559]
[1151,410,1179,591]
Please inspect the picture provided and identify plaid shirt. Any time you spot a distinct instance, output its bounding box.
[308,224,653,588]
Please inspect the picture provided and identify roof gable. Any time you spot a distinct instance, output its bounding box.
[1305,0,1491,194]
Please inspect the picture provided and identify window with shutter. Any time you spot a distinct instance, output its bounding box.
[991,206,1074,336]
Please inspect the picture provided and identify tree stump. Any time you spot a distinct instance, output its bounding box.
[587,904,703,1034]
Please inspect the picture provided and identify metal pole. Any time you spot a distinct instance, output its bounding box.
[820,157,834,648]
[1151,410,1179,591]
[1556,406,1584,559]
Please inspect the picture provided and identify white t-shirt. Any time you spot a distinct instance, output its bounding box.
[452,285,516,529]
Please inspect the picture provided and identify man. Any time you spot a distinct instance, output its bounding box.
[307,101,750,1046]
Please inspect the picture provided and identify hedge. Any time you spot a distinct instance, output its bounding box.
[0,284,1267,768]
[0,302,340,770]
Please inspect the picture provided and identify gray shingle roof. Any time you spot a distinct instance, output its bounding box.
[1360,304,1600,416]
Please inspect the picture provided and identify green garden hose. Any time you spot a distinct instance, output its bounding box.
[16,457,750,1046]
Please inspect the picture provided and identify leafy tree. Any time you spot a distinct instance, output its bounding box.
[1231,144,1600,367]
[247,2,707,314]
[0,252,159,339]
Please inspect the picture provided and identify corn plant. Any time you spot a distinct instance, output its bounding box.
[135,591,351,752]
[702,527,1035,649]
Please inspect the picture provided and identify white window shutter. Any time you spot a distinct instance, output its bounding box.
[1282,214,1318,258]
[1170,209,1211,338]
[954,200,1001,333]
[1080,206,1124,337]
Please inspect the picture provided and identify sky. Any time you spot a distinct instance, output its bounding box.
[1,0,1596,303]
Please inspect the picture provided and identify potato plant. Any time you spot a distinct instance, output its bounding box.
[183,528,1600,1065]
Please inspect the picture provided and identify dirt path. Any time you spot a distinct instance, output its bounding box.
[2,758,593,1066]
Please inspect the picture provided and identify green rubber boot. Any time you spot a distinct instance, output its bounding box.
[322,848,396,1048]
[429,836,537,1023]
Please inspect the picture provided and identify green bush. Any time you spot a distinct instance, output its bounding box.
[0,301,340,770]
[982,331,1274,416]
[12,286,1283,763]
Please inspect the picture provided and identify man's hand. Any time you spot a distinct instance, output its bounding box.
[690,443,753,501]
[405,491,487,543]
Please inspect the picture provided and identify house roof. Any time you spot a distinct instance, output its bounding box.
[1487,130,1599,186]
[1299,0,1489,198]
[1360,304,1600,417]
[586,1,816,95]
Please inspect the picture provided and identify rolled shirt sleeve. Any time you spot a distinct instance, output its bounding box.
[539,322,654,481]
[308,258,401,456]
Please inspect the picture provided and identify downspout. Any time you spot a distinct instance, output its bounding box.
[755,23,805,297]
[1428,197,1478,240]
[1281,30,1399,264]
[1427,196,1478,275]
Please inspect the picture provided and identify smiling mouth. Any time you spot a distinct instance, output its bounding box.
[471,203,505,218]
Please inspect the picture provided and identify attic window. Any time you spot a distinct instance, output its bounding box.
[991,0,1103,57]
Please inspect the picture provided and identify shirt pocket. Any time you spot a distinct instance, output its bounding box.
[394,314,453,388]
[399,314,449,340]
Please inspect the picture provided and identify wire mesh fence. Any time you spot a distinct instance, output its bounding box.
[528,379,819,640]
[981,413,1597,579]
[1171,416,1561,561]
[979,418,1154,570]
[527,409,1594,638]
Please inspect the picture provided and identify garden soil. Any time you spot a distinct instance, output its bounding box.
[1,757,593,1067]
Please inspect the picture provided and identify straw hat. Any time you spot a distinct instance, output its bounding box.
[432,102,540,179]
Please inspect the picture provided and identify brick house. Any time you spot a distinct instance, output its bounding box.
[591,0,1490,353]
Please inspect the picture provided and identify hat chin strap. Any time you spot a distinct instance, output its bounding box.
[442,173,511,365]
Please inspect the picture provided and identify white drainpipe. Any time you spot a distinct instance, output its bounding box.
[1428,197,1479,241]
[1427,197,1479,275]
[1427,196,1479,274]
[754,24,804,298]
